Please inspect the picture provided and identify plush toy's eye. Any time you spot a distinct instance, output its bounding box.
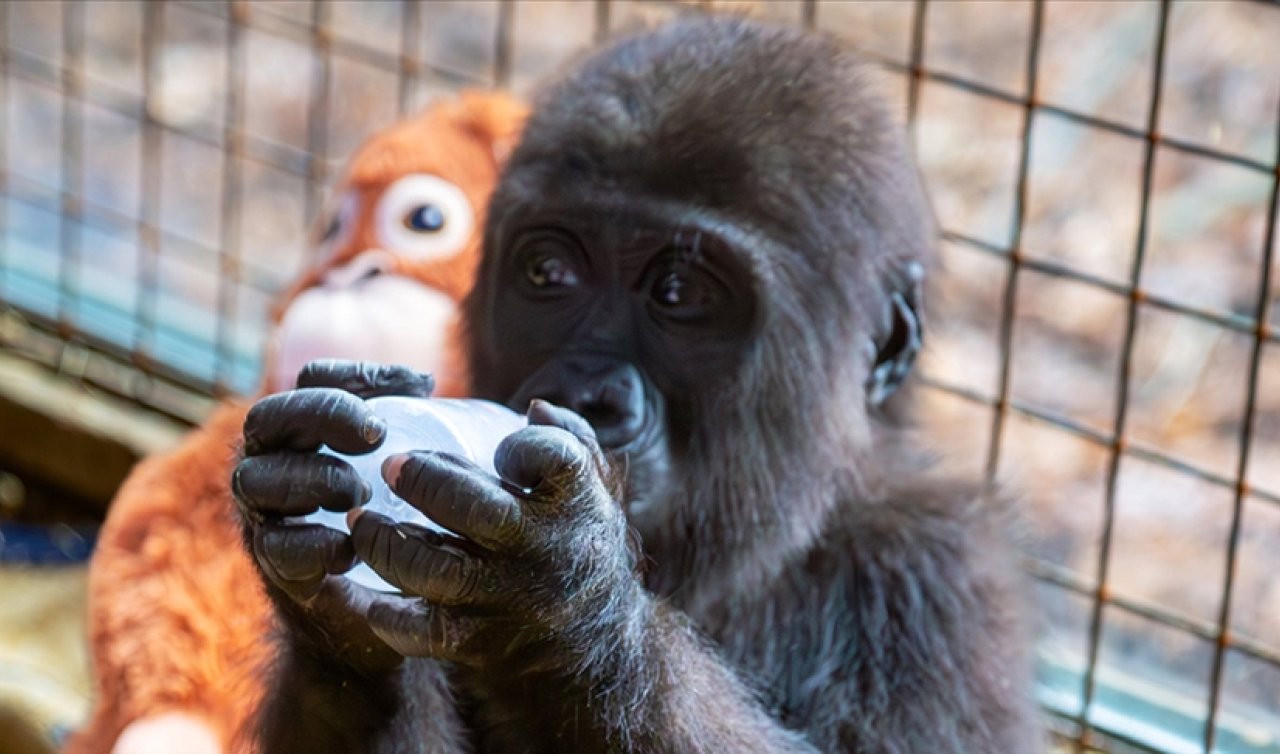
[404,205,445,233]
[314,191,359,265]
[375,174,474,262]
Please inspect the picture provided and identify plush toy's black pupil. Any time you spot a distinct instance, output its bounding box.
[406,205,445,232]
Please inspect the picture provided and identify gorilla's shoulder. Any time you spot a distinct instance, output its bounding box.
[805,476,1024,584]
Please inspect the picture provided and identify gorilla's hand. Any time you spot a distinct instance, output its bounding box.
[232,359,435,673]
[347,400,641,671]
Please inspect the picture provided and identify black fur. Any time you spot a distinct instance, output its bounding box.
[243,15,1040,754]
[460,15,1040,754]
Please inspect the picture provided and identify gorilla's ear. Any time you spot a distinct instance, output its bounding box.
[865,262,925,406]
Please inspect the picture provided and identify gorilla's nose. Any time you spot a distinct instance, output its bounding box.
[515,356,648,450]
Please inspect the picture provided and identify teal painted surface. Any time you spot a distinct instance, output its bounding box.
[2,235,262,395]
[1038,650,1280,754]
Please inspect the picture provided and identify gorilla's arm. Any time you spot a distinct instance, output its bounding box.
[454,489,1034,754]
[256,649,461,754]
[457,597,816,753]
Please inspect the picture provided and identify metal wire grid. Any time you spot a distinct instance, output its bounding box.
[1,1,1278,751]
[0,0,525,422]
[895,3,1277,751]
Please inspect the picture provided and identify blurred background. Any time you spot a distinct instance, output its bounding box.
[0,1,1277,752]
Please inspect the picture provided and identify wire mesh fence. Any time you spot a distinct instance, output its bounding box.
[1,1,1277,752]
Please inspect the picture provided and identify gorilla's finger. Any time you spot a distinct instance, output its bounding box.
[365,595,477,662]
[526,399,609,474]
[243,388,385,455]
[526,399,598,446]
[253,523,356,600]
[281,573,405,674]
[494,425,597,505]
[382,452,525,549]
[296,359,436,399]
[348,509,492,605]
[233,454,371,516]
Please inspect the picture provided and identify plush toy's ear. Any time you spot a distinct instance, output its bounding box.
[455,91,528,165]
[865,261,925,406]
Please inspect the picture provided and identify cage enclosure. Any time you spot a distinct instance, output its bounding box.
[1,2,1278,752]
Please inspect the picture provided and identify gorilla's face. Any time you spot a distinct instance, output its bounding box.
[477,204,760,514]
[466,20,934,533]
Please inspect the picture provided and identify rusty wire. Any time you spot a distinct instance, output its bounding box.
[1073,4,1173,749]
[1201,60,1280,754]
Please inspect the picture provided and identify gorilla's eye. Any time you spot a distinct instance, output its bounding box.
[649,265,719,321]
[653,271,690,307]
[404,205,445,233]
[525,253,580,289]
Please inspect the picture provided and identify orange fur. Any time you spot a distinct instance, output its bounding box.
[71,403,265,753]
[66,92,525,754]
[266,90,526,397]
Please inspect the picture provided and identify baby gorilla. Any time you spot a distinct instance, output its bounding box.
[233,16,1040,754]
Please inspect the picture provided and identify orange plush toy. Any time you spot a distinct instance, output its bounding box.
[66,92,526,754]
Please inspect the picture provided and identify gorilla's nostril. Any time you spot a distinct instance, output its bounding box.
[576,400,643,449]
[578,401,618,428]
[589,413,643,450]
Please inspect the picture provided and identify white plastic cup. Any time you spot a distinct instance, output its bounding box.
[305,396,526,591]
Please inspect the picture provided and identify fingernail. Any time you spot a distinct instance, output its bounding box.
[362,414,387,444]
[381,454,407,487]
[230,466,245,499]
[527,399,554,424]
[346,508,363,529]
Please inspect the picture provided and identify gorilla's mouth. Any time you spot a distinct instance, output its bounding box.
[611,435,672,523]
[507,387,665,459]
[503,361,672,518]
[505,356,663,454]
[601,394,671,519]
[605,396,664,456]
